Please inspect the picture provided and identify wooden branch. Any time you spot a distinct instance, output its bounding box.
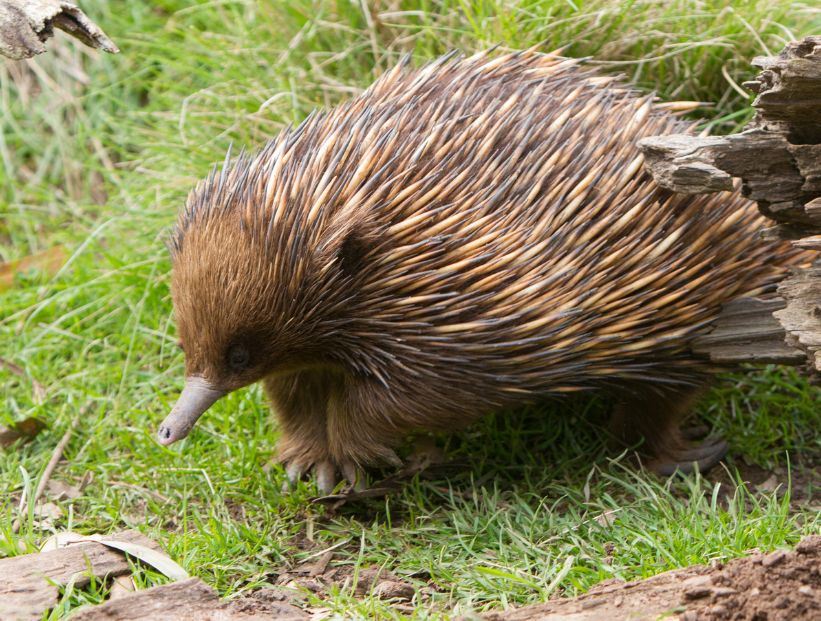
[638,36,821,370]
[0,0,118,60]
[639,131,808,211]
[746,37,821,144]
[637,134,734,193]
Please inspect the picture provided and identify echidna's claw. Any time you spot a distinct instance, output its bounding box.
[341,460,366,492]
[286,461,306,483]
[314,460,339,494]
[282,459,309,492]
[384,448,403,469]
[279,456,369,495]
[651,437,729,477]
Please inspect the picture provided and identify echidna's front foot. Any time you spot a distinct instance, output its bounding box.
[281,456,366,494]
[649,436,729,477]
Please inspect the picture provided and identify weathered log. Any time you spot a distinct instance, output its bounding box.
[0,530,161,621]
[639,131,808,214]
[0,0,118,60]
[639,36,821,370]
[690,297,806,365]
[68,577,307,621]
[639,37,821,230]
[774,266,821,371]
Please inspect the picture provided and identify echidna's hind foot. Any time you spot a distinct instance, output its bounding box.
[649,436,729,476]
[609,382,728,476]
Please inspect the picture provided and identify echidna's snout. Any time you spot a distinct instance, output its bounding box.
[157,376,226,445]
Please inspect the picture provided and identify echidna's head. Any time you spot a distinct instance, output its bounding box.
[158,150,370,446]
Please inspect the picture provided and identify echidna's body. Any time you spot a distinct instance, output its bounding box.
[160,49,802,489]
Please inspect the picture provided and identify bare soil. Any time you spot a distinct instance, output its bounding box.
[483,536,821,621]
[273,557,419,603]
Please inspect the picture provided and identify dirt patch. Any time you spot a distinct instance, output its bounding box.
[709,456,820,511]
[222,587,307,619]
[680,537,821,621]
[483,536,821,620]
[275,559,417,603]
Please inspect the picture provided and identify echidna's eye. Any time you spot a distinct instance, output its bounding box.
[227,345,250,371]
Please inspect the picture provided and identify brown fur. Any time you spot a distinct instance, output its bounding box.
[170,48,803,472]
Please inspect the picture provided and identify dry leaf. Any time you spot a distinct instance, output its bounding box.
[0,358,47,404]
[97,539,189,581]
[0,416,47,448]
[757,474,780,493]
[46,479,83,501]
[297,550,334,578]
[41,531,87,551]
[31,501,63,529]
[0,246,67,292]
[40,532,189,580]
[373,580,415,601]
[34,502,63,520]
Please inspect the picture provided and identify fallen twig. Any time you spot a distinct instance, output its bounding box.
[13,412,81,533]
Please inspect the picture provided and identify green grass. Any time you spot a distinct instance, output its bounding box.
[1,0,820,618]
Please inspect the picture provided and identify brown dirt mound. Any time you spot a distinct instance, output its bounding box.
[483,536,821,621]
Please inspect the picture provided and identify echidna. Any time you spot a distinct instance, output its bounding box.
[159,48,802,492]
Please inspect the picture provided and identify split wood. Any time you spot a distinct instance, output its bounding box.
[640,37,821,372]
[0,0,118,59]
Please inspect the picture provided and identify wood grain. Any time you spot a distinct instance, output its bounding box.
[0,530,161,621]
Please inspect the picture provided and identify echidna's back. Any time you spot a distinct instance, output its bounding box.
[208,49,801,400]
[301,49,796,395]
